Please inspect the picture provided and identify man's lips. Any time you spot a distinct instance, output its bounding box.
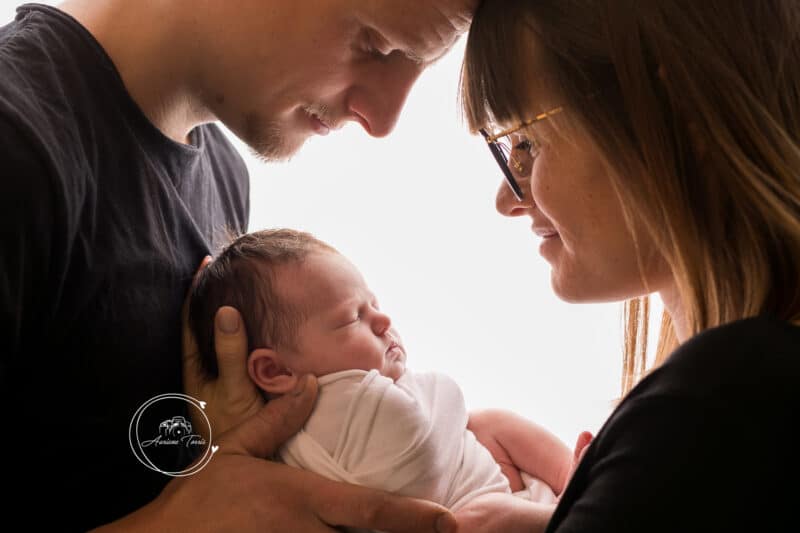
[309,113,330,136]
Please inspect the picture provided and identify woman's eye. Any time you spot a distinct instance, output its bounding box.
[515,138,541,160]
[514,139,532,151]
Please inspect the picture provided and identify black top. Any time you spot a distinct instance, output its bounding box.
[548,316,800,532]
[0,4,249,530]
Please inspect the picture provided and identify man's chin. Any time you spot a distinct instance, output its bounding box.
[248,135,307,163]
[241,117,308,162]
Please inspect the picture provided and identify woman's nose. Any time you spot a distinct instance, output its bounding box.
[495,179,532,217]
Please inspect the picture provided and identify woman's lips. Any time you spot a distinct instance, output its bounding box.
[532,225,559,239]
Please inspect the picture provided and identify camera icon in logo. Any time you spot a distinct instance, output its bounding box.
[159,416,193,439]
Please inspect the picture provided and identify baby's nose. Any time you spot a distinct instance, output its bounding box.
[372,311,391,335]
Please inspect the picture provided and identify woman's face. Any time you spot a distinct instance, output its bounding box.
[494,112,671,303]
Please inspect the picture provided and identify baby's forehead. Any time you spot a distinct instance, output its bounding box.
[271,252,369,310]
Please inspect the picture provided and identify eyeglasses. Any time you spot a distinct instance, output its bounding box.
[479,106,564,201]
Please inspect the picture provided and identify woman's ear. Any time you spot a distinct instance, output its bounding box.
[248,348,298,396]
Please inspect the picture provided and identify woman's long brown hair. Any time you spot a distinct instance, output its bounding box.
[462,0,800,395]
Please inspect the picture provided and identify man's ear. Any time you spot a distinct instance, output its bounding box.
[248,348,298,396]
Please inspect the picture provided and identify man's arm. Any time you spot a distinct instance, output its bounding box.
[455,492,555,533]
[468,409,573,494]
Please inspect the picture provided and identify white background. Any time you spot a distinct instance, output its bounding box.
[2,1,634,447]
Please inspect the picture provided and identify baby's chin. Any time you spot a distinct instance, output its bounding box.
[382,363,406,382]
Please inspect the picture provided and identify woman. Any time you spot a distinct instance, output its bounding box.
[459,0,800,531]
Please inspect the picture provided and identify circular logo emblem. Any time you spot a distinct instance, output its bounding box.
[129,393,218,477]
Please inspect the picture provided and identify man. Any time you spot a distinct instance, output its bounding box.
[0,0,475,530]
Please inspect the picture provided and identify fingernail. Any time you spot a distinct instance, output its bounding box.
[292,375,308,396]
[435,512,456,533]
[217,307,240,334]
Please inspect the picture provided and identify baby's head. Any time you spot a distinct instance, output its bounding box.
[189,229,407,397]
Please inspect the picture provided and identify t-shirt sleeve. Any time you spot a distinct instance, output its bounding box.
[0,115,66,370]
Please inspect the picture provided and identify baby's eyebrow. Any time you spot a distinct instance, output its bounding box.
[328,297,360,317]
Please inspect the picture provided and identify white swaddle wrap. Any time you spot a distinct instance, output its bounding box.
[279,369,556,510]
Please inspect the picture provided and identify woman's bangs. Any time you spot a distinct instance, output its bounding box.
[460,1,534,131]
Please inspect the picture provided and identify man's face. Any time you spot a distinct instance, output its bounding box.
[278,251,407,381]
[201,0,475,160]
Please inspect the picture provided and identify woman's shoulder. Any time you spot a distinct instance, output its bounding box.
[636,315,800,401]
[597,315,800,458]
[676,314,800,358]
[551,316,799,532]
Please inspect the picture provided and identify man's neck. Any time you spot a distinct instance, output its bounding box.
[58,0,213,144]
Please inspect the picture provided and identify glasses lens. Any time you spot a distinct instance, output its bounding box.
[480,129,529,201]
[498,134,534,177]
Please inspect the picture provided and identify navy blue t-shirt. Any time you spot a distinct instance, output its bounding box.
[0,4,249,530]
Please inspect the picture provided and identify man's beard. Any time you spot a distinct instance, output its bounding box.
[243,104,329,163]
[243,113,302,163]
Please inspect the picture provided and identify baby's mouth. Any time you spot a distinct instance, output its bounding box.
[385,341,404,358]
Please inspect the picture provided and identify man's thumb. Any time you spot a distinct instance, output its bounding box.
[217,374,318,458]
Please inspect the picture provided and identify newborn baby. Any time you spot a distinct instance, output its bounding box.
[189,229,573,520]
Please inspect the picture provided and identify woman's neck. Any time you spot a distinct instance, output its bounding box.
[658,284,688,343]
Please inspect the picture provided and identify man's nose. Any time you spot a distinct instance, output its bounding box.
[495,179,533,217]
[346,60,423,138]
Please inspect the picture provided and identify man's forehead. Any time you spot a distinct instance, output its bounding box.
[363,0,476,63]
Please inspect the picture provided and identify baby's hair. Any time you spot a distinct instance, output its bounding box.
[188,228,338,378]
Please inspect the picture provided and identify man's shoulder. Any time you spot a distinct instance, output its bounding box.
[0,6,98,173]
[0,6,85,113]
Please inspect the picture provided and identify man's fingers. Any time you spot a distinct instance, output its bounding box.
[220,374,319,458]
[311,481,457,533]
[214,306,252,392]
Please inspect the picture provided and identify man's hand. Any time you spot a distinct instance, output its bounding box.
[93,376,457,532]
[455,493,554,533]
[182,257,264,437]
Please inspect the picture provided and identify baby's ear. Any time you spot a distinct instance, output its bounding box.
[248,348,298,396]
